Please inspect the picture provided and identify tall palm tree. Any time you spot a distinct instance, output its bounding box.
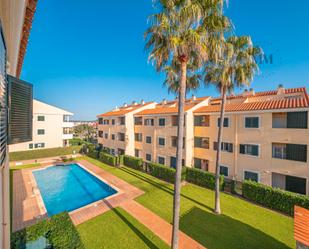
[204,36,261,214]
[145,1,228,247]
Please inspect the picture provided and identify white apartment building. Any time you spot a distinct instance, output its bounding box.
[9,99,74,152]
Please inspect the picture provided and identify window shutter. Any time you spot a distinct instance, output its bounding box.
[287,112,308,129]
[213,142,218,150]
[286,144,307,162]
[229,143,233,153]
[239,144,245,154]
[252,145,259,156]
[245,118,250,128]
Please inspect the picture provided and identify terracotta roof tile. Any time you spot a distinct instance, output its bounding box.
[98,102,154,117]
[294,206,309,246]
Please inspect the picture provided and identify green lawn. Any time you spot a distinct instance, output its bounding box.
[77,207,169,249]
[79,157,294,249]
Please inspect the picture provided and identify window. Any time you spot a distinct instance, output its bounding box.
[217,117,229,127]
[194,137,209,149]
[98,118,103,124]
[194,115,210,127]
[29,144,33,149]
[239,144,259,156]
[63,115,70,122]
[37,129,45,135]
[111,149,115,155]
[170,157,185,168]
[37,116,45,121]
[34,143,45,149]
[118,148,125,155]
[158,137,165,146]
[135,133,142,142]
[135,149,140,157]
[220,166,229,177]
[194,158,209,171]
[272,112,308,129]
[172,116,178,126]
[272,143,307,162]
[98,131,103,138]
[214,142,233,153]
[244,171,259,182]
[146,153,152,161]
[146,136,152,144]
[159,118,166,126]
[118,133,125,141]
[144,118,154,126]
[111,119,115,125]
[119,117,125,125]
[171,136,185,148]
[104,133,108,139]
[134,117,143,125]
[111,134,115,140]
[103,119,109,125]
[158,156,165,165]
[245,117,259,128]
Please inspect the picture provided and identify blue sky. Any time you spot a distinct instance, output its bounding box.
[21,0,309,120]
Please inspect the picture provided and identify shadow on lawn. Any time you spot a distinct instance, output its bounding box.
[180,207,290,249]
[120,167,213,212]
[104,201,163,249]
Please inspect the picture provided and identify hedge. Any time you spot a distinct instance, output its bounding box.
[11,212,84,249]
[146,162,186,184]
[9,146,82,161]
[99,152,117,166]
[186,167,224,190]
[242,180,309,216]
[123,155,143,170]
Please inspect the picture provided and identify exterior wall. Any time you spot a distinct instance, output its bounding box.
[0,0,27,76]
[9,100,74,152]
[194,110,309,194]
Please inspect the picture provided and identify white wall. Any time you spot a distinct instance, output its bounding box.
[9,99,74,152]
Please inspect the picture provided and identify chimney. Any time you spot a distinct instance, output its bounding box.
[249,88,255,95]
[162,98,167,105]
[243,88,254,97]
[123,103,128,107]
[114,106,119,111]
[192,94,196,101]
[277,84,285,95]
[141,99,145,105]
[132,101,137,106]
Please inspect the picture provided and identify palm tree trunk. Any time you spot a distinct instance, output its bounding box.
[214,86,227,215]
[171,60,187,249]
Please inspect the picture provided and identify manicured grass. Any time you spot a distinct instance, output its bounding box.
[80,157,294,249]
[9,146,82,161]
[77,207,169,249]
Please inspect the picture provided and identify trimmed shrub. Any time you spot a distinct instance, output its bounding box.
[9,146,82,162]
[186,167,224,190]
[99,152,117,166]
[85,144,98,158]
[123,155,143,170]
[11,212,84,249]
[147,162,185,183]
[242,180,309,216]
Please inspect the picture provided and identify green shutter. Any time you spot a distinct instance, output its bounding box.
[240,144,245,154]
[287,112,308,129]
[286,144,307,162]
[251,145,259,156]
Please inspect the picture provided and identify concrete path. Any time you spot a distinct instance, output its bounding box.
[121,200,205,249]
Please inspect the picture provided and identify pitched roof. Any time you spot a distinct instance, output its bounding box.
[194,87,309,113]
[136,97,209,115]
[98,102,155,117]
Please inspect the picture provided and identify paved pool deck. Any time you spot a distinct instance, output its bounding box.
[12,159,205,249]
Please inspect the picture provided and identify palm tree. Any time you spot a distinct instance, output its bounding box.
[204,36,261,214]
[144,1,228,247]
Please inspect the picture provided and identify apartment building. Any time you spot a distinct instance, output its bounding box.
[98,86,309,195]
[97,101,156,156]
[194,86,309,195]
[0,0,38,247]
[133,96,210,167]
[9,99,74,152]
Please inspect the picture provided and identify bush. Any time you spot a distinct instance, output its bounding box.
[146,162,185,183]
[69,138,91,146]
[11,212,84,249]
[242,180,309,216]
[99,152,117,166]
[123,155,143,170]
[186,167,224,190]
[9,146,82,161]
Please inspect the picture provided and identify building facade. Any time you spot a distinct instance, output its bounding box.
[9,99,74,152]
[0,0,38,248]
[98,86,309,195]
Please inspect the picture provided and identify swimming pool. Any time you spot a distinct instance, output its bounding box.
[33,163,117,216]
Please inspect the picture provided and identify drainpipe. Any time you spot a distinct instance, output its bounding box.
[234,115,238,180]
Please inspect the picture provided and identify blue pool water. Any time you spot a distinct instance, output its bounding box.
[33,163,117,216]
